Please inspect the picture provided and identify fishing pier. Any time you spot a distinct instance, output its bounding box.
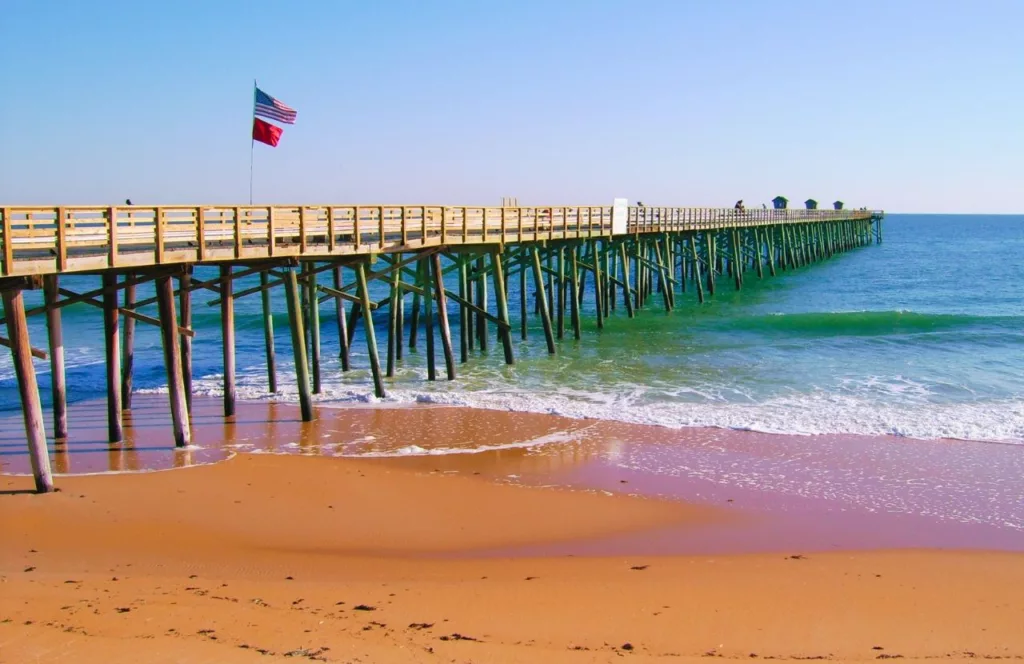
[0,202,883,491]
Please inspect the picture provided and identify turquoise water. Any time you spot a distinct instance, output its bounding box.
[2,214,1023,444]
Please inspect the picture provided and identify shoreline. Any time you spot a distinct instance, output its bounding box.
[2,393,1022,552]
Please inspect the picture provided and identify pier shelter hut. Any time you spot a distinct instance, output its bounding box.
[833,200,844,210]
[771,196,788,210]
[804,199,818,210]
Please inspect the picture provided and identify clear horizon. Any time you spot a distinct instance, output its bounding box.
[2,0,1021,214]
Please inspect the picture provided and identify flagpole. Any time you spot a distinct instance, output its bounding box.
[249,79,257,205]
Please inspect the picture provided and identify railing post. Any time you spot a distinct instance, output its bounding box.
[154,207,165,263]
[55,207,67,271]
[233,206,243,258]
[107,206,118,267]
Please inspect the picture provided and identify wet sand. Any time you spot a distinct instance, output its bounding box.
[2,396,1024,661]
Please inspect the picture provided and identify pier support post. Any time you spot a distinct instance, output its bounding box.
[432,253,457,378]
[519,247,528,340]
[121,275,136,409]
[179,267,193,415]
[155,275,191,448]
[732,230,743,290]
[333,266,351,371]
[459,258,470,362]
[705,233,716,296]
[619,243,635,318]
[591,240,604,329]
[690,235,705,304]
[422,259,436,381]
[556,247,565,339]
[387,260,400,378]
[283,267,314,422]
[754,229,765,279]
[102,273,122,443]
[490,249,515,365]
[570,246,582,340]
[475,255,488,351]
[355,262,386,398]
[220,265,236,417]
[531,247,556,354]
[305,263,322,394]
[43,275,67,440]
[260,271,277,393]
[2,287,54,492]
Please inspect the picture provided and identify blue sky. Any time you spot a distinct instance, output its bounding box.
[1,0,1021,212]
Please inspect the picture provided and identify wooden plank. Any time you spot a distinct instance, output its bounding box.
[1,287,54,492]
[155,274,191,447]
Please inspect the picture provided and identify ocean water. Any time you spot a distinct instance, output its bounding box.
[2,214,1023,445]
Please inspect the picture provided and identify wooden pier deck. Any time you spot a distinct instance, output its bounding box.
[0,202,883,491]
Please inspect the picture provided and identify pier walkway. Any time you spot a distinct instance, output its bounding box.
[0,202,883,491]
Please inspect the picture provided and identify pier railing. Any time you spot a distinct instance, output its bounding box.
[0,204,876,277]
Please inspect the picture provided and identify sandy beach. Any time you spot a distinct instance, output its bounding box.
[2,398,1024,662]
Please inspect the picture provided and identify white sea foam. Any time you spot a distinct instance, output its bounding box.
[177,369,1024,447]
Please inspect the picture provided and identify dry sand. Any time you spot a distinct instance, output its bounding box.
[3,452,1024,663]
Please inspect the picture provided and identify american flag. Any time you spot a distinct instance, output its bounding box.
[254,87,297,125]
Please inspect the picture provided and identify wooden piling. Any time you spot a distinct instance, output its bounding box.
[179,267,193,415]
[570,247,582,340]
[43,275,67,440]
[2,287,54,492]
[102,273,122,443]
[387,260,400,377]
[155,274,191,447]
[260,271,277,393]
[458,258,470,362]
[619,243,635,318]
[306,263,322,394]
[432,253,457,379]
[732,230,742,290]
[475,256,488,351]
[355,262,386,398]
[490,249,515,365]
[689,235,705,304]
[556,247,565,339]
[519,247,528,340]
[283,267,313,422]
[120,275,136,409]
[592,240,604,329]
[219,265,236,417]
[422,259,436,381]
[333,266,351,370]
[531,247,556,354]
[408,278,421,351]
